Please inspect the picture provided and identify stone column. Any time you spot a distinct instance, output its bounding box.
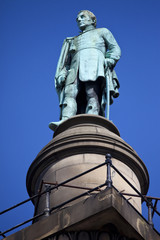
[26,115,149,221]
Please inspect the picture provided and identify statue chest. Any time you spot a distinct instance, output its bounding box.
[70,30,106,53]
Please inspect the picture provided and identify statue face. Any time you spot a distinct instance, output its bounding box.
[77,12,94,31]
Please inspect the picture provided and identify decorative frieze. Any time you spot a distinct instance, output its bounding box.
[46,230,137,240]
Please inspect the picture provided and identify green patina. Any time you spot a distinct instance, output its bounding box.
[49,10,121,131]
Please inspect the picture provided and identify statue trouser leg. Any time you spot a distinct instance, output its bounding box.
[48,83,78,131]
[85,81,100,115]
[61,83,78,120]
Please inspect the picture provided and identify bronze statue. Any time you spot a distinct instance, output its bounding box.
[49,10,121,131]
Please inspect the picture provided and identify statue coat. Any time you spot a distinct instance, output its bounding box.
[55,28,121,116]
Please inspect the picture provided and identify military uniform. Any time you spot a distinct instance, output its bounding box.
[55,27,121,119]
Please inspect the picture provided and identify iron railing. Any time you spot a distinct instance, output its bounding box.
[0,154,160,238]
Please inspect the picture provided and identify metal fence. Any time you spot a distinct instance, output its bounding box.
[0,154,160,239]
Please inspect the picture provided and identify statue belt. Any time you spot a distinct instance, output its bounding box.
[71,47,105,56]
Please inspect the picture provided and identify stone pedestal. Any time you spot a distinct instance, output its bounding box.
[26,115,149,221]
[5,188,160,240]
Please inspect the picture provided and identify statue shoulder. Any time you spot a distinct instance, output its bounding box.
[97,27,111,35]
[65,36,76,42]
[61,36,75,48]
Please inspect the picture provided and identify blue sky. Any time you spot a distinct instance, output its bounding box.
[1,0,160,237]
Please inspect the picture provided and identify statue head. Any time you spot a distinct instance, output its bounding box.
[76,10,97,31]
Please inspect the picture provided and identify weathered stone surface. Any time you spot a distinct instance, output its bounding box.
[4,188,160,240]
[26,115,149,218]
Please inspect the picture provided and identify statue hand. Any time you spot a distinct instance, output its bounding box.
[105,58,115,69]
[56,68,68,88]
[56,75,66,88]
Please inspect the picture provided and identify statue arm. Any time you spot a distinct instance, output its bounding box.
[102,28,121,69]
[56,57,71,89]
[55,38,71,91]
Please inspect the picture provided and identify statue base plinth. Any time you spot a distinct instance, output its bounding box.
[26,115,149,221]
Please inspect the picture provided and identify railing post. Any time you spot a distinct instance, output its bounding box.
[147,198,154,227]
[105,153,112,188]
[44,184,51,217]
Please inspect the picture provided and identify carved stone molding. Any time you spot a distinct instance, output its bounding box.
[27,115,149,221]
[45,224,137,240]
[46,230,137,240]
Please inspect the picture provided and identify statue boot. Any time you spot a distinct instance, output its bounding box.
[49,119,66,131]
[49,98,77,131]
[85,97,100,115]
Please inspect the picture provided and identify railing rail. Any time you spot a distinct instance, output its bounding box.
[0,154,160,238]
[0,161,106,216]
